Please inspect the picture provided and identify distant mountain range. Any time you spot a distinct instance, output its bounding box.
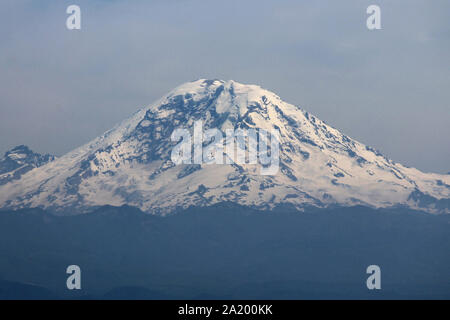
[0,204,449,299]
[0,79,448,214]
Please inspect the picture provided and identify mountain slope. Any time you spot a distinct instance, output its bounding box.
[0,79,448,214]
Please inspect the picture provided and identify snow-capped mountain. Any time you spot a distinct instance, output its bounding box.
[0,79,448,214]
[0,145,55,186]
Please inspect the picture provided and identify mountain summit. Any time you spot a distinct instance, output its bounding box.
[0,145,55,186]
[0,79,448,214]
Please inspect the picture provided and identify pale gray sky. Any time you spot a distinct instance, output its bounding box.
[0,0,449,173]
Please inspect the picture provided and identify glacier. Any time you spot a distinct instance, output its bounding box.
[0,79,448,214]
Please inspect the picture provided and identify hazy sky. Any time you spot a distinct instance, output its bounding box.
[0,0,449,173]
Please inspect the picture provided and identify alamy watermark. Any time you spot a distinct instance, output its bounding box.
[366,265,381,290]
[66,5,81,30]
[66,265,81,290]
[170,121,280,175]
[367,5,381,30]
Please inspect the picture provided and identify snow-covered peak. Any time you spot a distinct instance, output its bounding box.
[0,80,448,214]
[0,145,56,186]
